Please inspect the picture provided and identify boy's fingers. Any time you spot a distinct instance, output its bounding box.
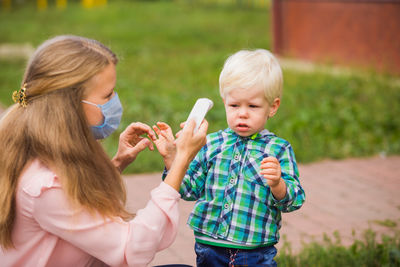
[261,168,278,175]
[160,130,174,141]
[261,156,278,163]
[175,130,182,138]
[157,121,170,130]
[148,142,154,151]
[261,162,278,169]
[164,126,175,139]
[152,125,161,135]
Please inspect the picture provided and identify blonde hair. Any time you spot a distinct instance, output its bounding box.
[219,49,283,104]
[0,35,132,249]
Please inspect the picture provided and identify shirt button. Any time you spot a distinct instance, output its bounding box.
[234,153,241,161]
[224,203,229,209]
[230,178,235,184]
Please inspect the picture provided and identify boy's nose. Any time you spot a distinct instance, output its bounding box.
[238,107,249,118]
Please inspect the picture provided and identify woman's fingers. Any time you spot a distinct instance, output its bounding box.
[183,119,196,133]
[135,138,153,153]
[196,120,208,136]
[125,122,156,141]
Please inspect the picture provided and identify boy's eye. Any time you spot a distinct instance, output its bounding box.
[249,105,259,108]
[230,104,239,107]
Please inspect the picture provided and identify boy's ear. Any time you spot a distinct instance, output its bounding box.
[268,98,280,118]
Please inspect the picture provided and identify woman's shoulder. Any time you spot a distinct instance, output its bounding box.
[18,159,61,198]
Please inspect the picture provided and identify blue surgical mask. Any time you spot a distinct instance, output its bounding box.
[82,93,123,139]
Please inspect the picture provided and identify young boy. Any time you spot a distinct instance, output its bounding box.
[154,49,305,266]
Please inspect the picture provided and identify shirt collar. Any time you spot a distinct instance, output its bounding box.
[224,128,272,141]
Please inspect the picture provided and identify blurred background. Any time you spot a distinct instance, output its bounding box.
[1,1,400,265]
[1,0,399,175]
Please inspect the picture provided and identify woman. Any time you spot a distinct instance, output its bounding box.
[0,35,207,266]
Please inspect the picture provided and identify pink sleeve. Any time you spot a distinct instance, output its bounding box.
[31,181,180,266]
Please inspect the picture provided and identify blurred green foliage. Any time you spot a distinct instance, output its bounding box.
[1,0,399,173]
[277,229,400,267]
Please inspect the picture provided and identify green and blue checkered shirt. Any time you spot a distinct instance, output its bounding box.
[165,128,305,249]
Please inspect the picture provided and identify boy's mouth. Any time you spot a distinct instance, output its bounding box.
[236,123,250,131]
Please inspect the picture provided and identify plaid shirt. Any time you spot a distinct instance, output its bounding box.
[165,128,305,248]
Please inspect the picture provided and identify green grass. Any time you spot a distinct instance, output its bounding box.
[1,0,399,173]
[277,230,400,267]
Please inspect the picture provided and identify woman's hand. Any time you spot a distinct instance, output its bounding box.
[112,122,156,173]
[152,122,176,170]
[174,119,208,162]
[164,119,208,191]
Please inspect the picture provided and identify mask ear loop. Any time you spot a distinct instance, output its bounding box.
[82,100,99,107]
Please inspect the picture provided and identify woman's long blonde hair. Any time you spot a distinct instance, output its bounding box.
[0,35,132,249]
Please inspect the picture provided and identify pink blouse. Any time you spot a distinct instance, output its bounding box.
[0,160,181,267]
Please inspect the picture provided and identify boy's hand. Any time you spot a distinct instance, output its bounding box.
[152,122,176,170]
[260,156,282,187]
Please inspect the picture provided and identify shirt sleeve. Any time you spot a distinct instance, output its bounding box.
[268,143,306,212]
[30,181,180,267]
[178,145,208,201]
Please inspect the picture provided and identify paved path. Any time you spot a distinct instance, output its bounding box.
[124,155,400,266]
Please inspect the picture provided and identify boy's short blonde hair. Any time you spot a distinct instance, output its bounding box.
[219,49,283,104]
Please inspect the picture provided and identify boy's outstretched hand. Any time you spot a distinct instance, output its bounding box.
[153,122,176,170]
[260,156,287,200]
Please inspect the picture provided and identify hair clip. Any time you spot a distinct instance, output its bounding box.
[12,83,28,108]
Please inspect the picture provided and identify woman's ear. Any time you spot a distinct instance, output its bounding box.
[268,98,281,118]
